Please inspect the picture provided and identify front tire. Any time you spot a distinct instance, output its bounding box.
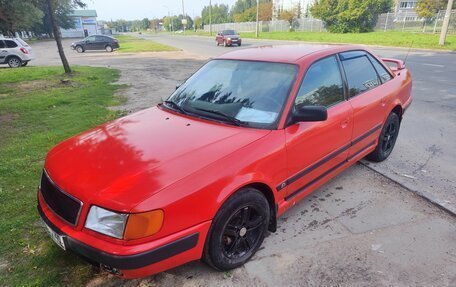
[367,112,400,162]
[21,61,28,67]
[203,188,270,271]
[76,46,84,53]
[7,57,21,68]
[223,41,227,47]
[105,45,113,52]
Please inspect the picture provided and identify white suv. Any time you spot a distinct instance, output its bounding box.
[0,38,34,68]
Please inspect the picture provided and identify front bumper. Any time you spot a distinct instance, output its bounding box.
[37,194,211,278]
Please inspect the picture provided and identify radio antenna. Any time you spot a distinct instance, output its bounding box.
[404,41,413,65]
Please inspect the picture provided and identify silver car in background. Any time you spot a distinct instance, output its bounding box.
[0,38,34,68]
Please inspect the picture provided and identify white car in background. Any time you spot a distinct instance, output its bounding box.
[0,38,34,68]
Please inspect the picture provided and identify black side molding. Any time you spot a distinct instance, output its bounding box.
[277,124,382,191]
[38,204,199,270]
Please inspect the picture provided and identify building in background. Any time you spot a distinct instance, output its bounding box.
[394,0,419,21]
[61,10,98,38]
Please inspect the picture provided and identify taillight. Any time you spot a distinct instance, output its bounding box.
[20,47,28,54]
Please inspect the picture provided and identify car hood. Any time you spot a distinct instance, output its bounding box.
[44,107,270,211]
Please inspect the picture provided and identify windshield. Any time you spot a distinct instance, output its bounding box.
[166,60,298,129]
[223,30,237,35]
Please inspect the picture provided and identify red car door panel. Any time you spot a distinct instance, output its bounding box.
[340,51,388,157]
[282,56,353,201]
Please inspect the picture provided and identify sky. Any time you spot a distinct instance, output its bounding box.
[85,0,238,21]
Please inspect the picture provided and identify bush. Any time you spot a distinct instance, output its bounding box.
[311,0,393,33]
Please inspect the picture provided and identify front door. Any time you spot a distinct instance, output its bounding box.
[84,36,96,50]
[284,55,353,202]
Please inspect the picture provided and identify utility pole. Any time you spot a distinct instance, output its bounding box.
[209,0,212,36]
[182,0,186,34]
[439,0,454,45]
[256,0,259,38]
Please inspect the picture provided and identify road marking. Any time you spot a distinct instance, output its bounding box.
[422,63,445,68]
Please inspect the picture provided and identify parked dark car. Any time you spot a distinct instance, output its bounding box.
[216,30,242,47]
[71,35,119,53]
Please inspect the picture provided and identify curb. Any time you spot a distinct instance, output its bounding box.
[360,161,456,217]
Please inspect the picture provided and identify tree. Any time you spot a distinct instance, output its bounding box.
[416,0,456,20]
[311,0,392,33]
[278,6,300,30]
[0,0,44,35]
[141,18,150,30]
[202,4,230,25]
[46,0,85,73]
[233,2,273,22]
[194,16,203,31]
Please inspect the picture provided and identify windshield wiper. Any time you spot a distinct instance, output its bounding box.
[162,100,187,114]
[193,107,244,126]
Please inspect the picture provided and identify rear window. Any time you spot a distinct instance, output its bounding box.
[5,40,18,48]
[0,41,5,49]
[340,51,380,98]
[16,38,29,47]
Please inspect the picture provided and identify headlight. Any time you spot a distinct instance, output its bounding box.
[85,206,164,240]
[227,37,231,40]
[85,206,128,239]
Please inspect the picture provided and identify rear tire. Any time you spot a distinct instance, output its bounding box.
[216,41,219,46]
[7,57,21,68]
[367,112,400,162]
[76,46,84,53]
[203,188,270,271]
[105,45,113,52]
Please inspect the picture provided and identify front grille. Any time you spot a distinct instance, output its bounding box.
[40,171,82,225]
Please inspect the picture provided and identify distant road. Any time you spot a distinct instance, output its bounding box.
[141,33,456,213]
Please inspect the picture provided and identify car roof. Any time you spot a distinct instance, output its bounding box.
[216,44,364,64]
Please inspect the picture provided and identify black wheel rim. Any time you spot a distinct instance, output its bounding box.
[382,121,397,154]
[221,205,265,259]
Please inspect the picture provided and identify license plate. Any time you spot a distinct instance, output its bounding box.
[41,219,66,250]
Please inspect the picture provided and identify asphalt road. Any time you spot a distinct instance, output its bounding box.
[141,33,456,214]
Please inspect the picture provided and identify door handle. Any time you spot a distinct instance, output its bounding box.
[341,118,349,128]
[1,50,6,52]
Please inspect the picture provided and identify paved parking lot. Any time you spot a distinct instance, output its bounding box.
[27,37,456,286]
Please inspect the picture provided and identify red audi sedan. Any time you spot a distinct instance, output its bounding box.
[38,45,412,278]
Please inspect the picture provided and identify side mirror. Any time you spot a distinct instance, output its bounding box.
[292,105,327,123]
[176,83,183,90]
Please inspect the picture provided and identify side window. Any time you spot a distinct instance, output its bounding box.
[86,36,96,42]
[5,40,18,48]
[341,52,380,98]
[295,56,344,108]
[367,54,393,83]
[0,41,5,49]
[95,36,105,42]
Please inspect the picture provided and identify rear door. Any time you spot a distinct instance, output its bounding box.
[339,51,387,158]
[0,41,6,63]
[4,40,20,60]
[284,55,353,201]
[95,36,106,49]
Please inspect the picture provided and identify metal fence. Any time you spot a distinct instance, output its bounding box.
[204,10,456,34]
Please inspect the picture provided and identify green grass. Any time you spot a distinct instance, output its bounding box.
[0,66,123,286]
[240,31,456,51]
[116,34,178,53]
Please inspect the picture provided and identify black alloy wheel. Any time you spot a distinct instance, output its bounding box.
[367,112,400,162]
[203,188,270,271]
